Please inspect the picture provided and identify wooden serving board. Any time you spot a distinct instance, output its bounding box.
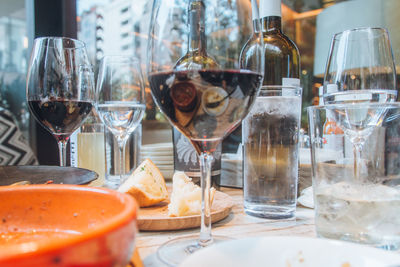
[138,189,233,231]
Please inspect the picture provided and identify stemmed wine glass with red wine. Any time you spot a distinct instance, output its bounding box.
[148,0,264,265]
[27,37,95,166]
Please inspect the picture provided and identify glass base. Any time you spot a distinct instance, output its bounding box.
[104,174,128,189]
[244,202,296,219]
[157,235,231,266]
[317,231,400,251]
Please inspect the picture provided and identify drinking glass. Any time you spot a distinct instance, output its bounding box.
[96,56,145,188]
[323,27,397,104]
[322,27,397,182]
[27,37,95,167]
[77,123,106,186]
[243,86,302,219]
[308,103,400,250]
[148,0,264,265]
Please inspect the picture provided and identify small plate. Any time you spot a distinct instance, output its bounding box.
[141,143,173,152]
[180,236,400,267]
[141,151,173,157]
[144,158,173,164]
[138,187,233,231]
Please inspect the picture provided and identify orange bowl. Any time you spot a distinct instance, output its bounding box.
[0,184,138,267]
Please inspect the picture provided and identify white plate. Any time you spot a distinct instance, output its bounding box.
[157,165,174,170]
[179,236,400,267]
[141,143,173,151]
[142,142,173,148]
[146,159,173,165]
[141,151,173,157]
[141,154,173,159]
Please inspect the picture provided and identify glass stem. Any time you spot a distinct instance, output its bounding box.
[57,140,68,167]
[353,142,363,181]
[116,136,127,178]
[199,152,213,247]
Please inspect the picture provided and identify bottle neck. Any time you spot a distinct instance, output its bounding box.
[262,16,282,33]
[188,0,206,55]
[259,0,282,32]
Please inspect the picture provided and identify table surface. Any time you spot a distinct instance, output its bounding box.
[136,186,316,267]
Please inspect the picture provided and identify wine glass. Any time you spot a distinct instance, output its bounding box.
[27,37,95,167]
[148,0,264,265]
[323,27,397,104]
[322,27,397,182]
[96,56,145,188]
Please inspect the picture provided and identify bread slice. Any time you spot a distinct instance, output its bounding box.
[168,171,216,217]
[118,159,168,207]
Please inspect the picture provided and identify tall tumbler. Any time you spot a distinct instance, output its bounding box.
[243,85,302,219]
[308,103,400,250]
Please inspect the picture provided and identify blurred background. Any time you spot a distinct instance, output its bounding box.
[1,0,399,164]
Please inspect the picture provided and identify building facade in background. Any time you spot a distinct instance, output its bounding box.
[78,6,104,65]
[78,0,148,66]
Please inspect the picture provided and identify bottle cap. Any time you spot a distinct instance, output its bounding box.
[260,0,281,18]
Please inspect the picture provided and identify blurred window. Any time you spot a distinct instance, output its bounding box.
[0,0,29,138]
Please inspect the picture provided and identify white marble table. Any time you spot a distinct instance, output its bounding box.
[135,187,316,266]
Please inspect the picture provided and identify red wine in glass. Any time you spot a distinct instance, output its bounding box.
[28,99,93,141]
[26,37,95,166]
[149,69,263,144]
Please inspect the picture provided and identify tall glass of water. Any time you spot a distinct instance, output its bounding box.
[96,56,145,188]
[323,27,397,104]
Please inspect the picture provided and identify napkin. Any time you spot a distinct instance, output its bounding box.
[297,186,314,209]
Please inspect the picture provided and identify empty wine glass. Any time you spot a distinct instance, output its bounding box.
[96,56,145,188]
[148,0,263,265]
[323,27,397,104]
[27,37,95,166]
[322,28,397,181]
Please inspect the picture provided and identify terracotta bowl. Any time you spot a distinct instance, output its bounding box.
[0,184,138,267]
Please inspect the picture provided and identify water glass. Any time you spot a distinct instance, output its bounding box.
[243,86,302,219]
[77,123,106,186]
[308,103,400,250]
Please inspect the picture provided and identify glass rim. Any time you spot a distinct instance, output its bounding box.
[34,36,86,49]
[307,102,400,111]
[260,85,302,90]
[332,27,389,40]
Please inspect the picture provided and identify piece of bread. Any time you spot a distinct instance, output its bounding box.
[168,171,216,217]
[118,159,168,207]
